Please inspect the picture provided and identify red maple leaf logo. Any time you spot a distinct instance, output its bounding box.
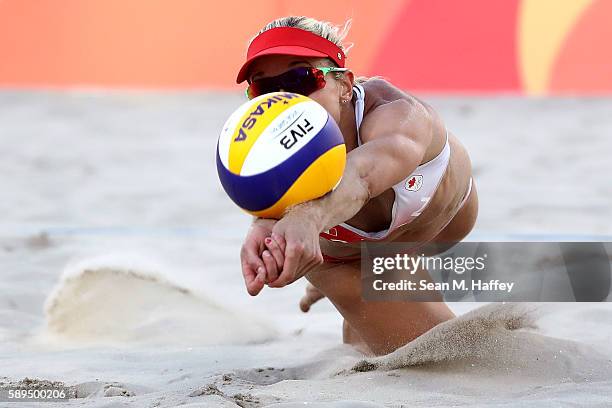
[408,177,416,188]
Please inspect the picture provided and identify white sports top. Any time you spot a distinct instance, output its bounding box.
[320,84,451,242]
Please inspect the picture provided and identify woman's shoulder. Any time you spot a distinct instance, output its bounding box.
[359,77,432,116]
[360,77,403,98]
[358,77,445,143]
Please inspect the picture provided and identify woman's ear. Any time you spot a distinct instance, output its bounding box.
[339,70,355,102]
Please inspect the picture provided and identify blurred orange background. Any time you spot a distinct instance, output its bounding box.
[0,0,610,94]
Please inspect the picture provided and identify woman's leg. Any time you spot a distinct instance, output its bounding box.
[304,182,479,355]
[343,319,372,355]
[306,260,455,356]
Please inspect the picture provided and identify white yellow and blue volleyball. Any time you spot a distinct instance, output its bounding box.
[216,92,346,219]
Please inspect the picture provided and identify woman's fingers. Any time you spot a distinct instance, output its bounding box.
[269,238,324,288]
[271,233,286,252]
[265,237,284,269]
[262,236,284,283]
[299,283,326,312]
[262,250,279,283]
[268,242,302,288]
[240,241,267,296]
[241,261,265,296]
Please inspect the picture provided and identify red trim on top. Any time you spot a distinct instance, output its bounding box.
[236,27,346,83]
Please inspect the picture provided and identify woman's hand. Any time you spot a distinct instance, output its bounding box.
[267,207,324,288]
[240,218,277,296]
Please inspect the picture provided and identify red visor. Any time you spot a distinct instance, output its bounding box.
[236,27,346,83]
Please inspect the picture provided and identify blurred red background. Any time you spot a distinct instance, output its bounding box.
[0,0,610,94]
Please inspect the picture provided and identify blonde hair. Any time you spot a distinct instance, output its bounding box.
[251,16,370,84]
[251,16,354,55]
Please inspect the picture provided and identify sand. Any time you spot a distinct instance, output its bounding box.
[1,91,612,407]
[43,255,275,347]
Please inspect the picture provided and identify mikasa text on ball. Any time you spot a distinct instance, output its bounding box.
[216,92,346,218]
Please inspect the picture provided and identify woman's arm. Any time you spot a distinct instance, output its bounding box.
[267,97,436,288]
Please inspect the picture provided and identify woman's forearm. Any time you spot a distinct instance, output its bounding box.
[284,154,371,232]
[282,129,427,232]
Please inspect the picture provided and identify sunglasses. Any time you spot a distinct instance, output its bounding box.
[246,66,349,100]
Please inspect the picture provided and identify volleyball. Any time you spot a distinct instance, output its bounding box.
[216,92,346,218]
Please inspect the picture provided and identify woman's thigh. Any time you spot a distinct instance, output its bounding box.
[306,261,455,355]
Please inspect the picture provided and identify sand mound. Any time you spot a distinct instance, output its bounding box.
[351,303,612,385]
[243,304,612,404]
[42,254,275,347]
[353,303,535,371]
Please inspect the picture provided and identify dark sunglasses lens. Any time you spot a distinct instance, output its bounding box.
[247,67,324,99]
[282,67,323,96]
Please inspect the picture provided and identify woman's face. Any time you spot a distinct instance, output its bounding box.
[247,55,353,124]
